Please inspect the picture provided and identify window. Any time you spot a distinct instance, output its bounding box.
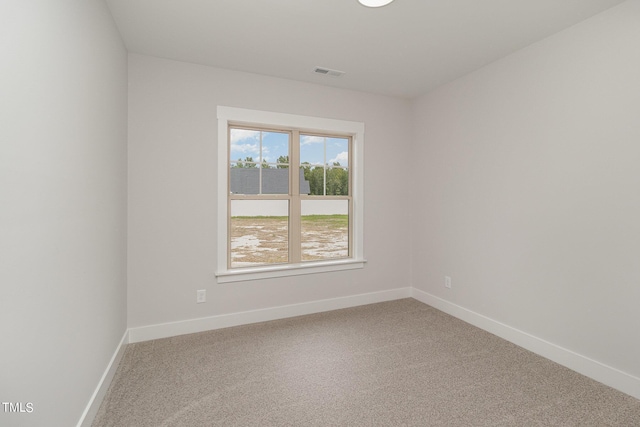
[216,107,365,282]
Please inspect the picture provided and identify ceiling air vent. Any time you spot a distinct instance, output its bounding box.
[313,67,345,78]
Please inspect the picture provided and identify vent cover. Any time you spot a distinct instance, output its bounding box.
[313,67,345,77]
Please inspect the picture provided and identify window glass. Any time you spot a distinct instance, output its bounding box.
[230,163,259,195]
[230,200,289,268]
[326,166,348,196]
[301,200,349,261]
[299,135,349,195]
[326,137,349,167]
[300,135,325,166]
[230,129,289,195]
[230,129,260,166]
[261,131,289,167]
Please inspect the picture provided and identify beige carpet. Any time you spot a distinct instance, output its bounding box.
[93,299,640,426]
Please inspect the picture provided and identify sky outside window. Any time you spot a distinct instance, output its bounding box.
[230,129,289,164]
[261,132,289,164]
[300,135,349,166]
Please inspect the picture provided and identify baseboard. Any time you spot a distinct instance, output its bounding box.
[410,288,640,400]
[128,287,412,343]
[77,329,129,427]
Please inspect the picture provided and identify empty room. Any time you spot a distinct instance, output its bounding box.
[2,0,640,426]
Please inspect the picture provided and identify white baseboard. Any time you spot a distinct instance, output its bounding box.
[77,329,129,427]
[128,287,412,343]
[410,288,640,400]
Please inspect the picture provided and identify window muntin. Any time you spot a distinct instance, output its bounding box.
[228,126,352,269]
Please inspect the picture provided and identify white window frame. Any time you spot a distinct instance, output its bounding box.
[216,106,365,283]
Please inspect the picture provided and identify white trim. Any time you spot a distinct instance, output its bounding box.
[216,258,366,283]
[218,106,365,135]
[217,106,365,281]
[77,330,129,427]
[410,288,640,400]
[128,287,411,343]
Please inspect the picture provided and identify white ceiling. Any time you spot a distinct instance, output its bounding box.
[105,0,625,98]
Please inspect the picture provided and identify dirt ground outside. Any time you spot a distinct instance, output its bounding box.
[230,215,348,267]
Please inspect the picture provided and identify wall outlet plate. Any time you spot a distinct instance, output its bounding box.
[196,289,206,303]
[445,276,452,289]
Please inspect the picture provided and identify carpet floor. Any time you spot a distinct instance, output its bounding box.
[93,299,640,426]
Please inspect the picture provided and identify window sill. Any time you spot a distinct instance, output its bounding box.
[216,258,367,283]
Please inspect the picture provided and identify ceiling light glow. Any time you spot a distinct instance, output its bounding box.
[358,0,394,8]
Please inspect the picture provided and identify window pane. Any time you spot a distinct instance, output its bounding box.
[300,164,323,195]
[230,165,259,195]
[326,166,349,196]
[326,137,349,167]
[299,166,312,195]
[300,135,350,196]
[231,129,289,195]
[230,200,288,268]
[301,200,348,261]
[261,131,289,166]
[300,135,325,166]
[261,167,289,194]
[230,129,260,164]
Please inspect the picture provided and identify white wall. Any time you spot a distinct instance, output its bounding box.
[411,0,640,383]
[0,1,128,426]
[127,54,413,328]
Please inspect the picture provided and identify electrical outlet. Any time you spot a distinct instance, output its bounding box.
[445,276,452,289]
[196,289,206,303]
